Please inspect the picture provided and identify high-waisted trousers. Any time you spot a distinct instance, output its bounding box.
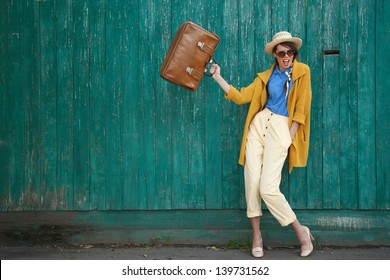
[244,108,297,226]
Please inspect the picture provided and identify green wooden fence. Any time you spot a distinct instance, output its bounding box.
[0,0,389,245]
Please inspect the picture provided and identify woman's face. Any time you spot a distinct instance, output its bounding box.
[273,44,295,71]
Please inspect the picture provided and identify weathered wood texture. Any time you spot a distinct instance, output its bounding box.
[0,0,389,212]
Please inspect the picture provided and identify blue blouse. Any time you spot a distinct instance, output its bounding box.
[265,66,293,117]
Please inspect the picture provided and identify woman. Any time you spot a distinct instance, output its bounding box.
[210,31,313,258]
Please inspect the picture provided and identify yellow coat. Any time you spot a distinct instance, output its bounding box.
[224,61,312,173]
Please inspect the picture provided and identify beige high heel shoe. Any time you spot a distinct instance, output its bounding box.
[300,226,314,257]
[252,237,264,258]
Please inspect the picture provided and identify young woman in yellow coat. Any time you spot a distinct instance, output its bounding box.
[210,31,314,258]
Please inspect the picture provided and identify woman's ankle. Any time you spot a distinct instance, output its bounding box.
[252,232,263,248]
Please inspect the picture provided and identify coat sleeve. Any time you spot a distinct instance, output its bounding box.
[292,65,312,125]
[224,77,260,105]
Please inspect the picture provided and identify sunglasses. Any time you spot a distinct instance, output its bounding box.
[275,49,295,58]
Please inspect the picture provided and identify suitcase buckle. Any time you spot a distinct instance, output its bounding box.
[197,42,205,50]
[186,67,193,75]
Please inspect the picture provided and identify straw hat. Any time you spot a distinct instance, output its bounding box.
[264,31,302,56]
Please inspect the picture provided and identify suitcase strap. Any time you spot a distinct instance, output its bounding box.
[197,41,216,57]
[186,67,203,82]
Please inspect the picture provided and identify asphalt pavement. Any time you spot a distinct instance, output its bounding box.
[1,244,389,260]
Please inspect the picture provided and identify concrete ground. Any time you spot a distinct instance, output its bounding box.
[1,244,389,260]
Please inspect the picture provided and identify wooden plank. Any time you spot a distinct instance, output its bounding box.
[105,0,124,210]
[6,0,25,210]
[39,0,58,209]
[138,0,157,209]
[323,0,340,51]
[152,0,173,209]
[375,0,390,210]
[220,0,239,209]
[89,0,107,210]
[72,0,91,210]
[121,0,142,210]
[170,0,191,209]
[323,0,341,210]
[186,1,206,209]
[22,0,41,210]
[323,55,340,209]
[7,0,25,210]
[357,0,376,209]
[306,0,323,209]
[0,0,11,210]
[288,0,309,209]
[204,1,224,209]
[339,0,358,209]
[56,0,74,210]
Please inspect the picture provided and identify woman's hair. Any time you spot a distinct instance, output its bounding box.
[272,42,299,63]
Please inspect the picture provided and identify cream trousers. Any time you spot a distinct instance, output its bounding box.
[244,108,297,226]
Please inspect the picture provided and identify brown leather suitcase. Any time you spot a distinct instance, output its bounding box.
[160,22,220,91]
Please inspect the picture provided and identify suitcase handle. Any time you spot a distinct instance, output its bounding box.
[204,57,218,77]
